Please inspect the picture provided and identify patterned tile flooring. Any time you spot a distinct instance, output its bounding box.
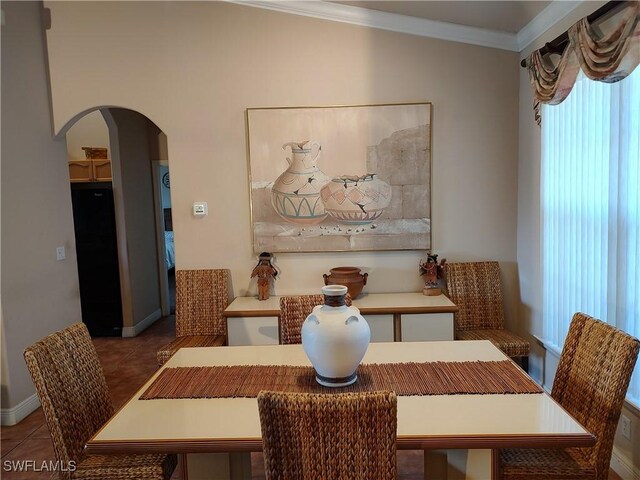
[1,316,623,480]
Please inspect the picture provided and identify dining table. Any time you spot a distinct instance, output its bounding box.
[86,340,594,480]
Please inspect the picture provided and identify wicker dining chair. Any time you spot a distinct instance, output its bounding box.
[157,269,229,365]
[24,323,177,480]
[499,313,639,480]
[279,293,352,344]
[258,390,397,480]
[445,261,530,370]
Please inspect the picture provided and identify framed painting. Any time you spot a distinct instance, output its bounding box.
[246,102,432,253]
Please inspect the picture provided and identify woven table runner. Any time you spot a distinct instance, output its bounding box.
[140,361,542,400]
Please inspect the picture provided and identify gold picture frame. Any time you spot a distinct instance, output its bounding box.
[246,102,433,253]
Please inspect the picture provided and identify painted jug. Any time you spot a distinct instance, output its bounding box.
[271,140,330,225]
[301,285,371,387]
[320,173,392,224]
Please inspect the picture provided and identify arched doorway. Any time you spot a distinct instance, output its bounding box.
[63,107,173,337]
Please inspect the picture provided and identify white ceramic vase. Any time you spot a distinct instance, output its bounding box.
[301,285,371,387]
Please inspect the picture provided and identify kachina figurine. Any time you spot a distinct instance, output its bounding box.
[251,252,278,301]
[419,252,446,296]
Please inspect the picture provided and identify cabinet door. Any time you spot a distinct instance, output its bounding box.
[227,316,279,346]
[69,160,93,182]
[401,313,454,341]
[92,159,112,181]
[365,314,394,342]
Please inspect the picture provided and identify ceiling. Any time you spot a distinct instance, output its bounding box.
[331,1,553,33]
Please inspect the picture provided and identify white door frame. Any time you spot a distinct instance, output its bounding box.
[151,160,170,317]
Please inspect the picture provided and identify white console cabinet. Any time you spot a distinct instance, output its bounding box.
[224,293,457,346]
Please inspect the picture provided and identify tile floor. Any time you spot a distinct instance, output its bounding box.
[1,316,623,480]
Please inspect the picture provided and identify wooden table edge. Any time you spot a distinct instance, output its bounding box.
[359,305,459,315]
[85,432,594,455]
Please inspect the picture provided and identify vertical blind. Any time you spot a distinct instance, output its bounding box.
[542,67,640,406]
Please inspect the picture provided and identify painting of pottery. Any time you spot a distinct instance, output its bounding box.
[271,141,330,224]
[246,103,432,252]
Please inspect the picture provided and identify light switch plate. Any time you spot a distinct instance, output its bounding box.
[56,246,66,261]
[193,202,208,217]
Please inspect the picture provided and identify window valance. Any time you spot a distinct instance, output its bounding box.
[524,2,639,125]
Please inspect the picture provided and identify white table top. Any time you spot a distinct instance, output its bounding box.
[224,292,458,317]
[87,341,593,454]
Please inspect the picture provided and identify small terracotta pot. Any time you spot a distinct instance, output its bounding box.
[323,267,368,299]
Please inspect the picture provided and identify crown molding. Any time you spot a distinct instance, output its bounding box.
[228,1,519,51]
[516,1,585,52]
[228,0,589,53]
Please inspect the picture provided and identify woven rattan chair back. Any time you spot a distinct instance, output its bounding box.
[175,269,229,337]
[551,313,639,478]
[445,261,506,331]
[23,323,113,479]
[258,391,397,480]
[279,294,352,345]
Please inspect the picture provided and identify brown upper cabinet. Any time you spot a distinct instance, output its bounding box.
[69,147,112,182]
[69,159,112,182]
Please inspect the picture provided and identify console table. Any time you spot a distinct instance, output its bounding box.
[223,293,458,346]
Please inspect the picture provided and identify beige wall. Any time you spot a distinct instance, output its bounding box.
[66,109,109,160]
[44,1,519,310]
[516,1,640,474]
[1,1,81,412]
[108,108,162,329]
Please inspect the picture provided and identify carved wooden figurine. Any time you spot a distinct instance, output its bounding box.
[251,252,278,301]
[419,253,446,296]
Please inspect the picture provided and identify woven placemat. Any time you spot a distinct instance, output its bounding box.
[140,361,542,399]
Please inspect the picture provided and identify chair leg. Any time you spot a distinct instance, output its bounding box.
[180,453,188,479]
[424,450,448,480]
[519,356,529,373]
[491,449,501,480]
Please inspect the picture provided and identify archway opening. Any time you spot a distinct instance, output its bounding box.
[65,107,173,337]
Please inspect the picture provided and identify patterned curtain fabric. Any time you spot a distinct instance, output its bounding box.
[525,2,639,125]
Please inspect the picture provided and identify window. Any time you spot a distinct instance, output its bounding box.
[542,67,640,406]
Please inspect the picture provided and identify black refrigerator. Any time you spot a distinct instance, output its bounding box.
[71,183,123,336]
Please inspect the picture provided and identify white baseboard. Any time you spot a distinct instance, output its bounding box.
[611,447,640,480]
[1,393,40,426]
[122,308,162,337]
